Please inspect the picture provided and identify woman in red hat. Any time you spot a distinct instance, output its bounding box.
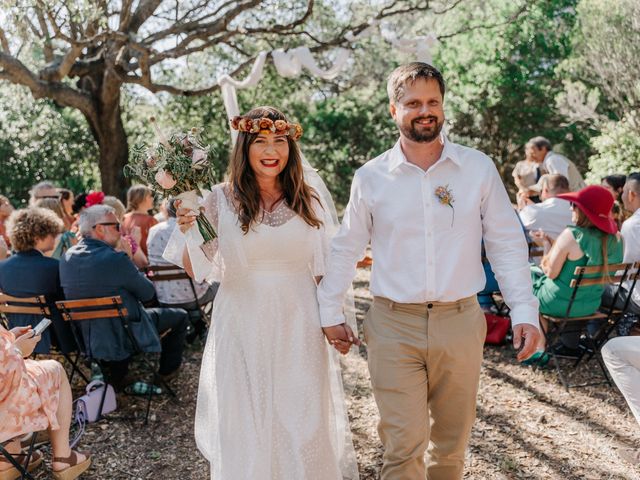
[525,185,624,362]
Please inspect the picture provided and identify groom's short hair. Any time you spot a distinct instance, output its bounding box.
[387,62,446,104]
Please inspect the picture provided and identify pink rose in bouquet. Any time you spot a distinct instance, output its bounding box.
[191,149,208,169]
[155,169,177,189]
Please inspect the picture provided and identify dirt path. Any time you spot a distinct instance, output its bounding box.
[32,267,640,479]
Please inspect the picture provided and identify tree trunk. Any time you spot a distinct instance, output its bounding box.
[81,67,130,198]
[94,108,129,198]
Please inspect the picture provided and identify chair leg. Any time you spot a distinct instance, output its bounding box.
[144,371,157,425]
[63,352,90,385]
[0,436,37,480]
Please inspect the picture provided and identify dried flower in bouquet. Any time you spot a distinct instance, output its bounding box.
[125,118,217,242]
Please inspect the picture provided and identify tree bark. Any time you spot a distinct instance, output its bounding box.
[80,65,130,197]
[92,107,129,197]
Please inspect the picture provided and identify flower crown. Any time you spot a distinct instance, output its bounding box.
[230,116,303,140]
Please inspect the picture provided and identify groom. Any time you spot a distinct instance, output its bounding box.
[318,62,541,479]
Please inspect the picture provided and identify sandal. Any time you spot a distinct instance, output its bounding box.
[0,450,43,480]
[124,381,162,396]
[52,450,91,480]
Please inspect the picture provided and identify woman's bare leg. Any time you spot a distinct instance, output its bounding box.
[48,364,87,471]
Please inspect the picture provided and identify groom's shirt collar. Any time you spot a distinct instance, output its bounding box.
[388,134,461,173]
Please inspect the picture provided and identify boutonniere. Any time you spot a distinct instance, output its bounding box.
[435,185,455,227]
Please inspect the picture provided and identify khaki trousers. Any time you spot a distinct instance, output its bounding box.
[364,296,486,480]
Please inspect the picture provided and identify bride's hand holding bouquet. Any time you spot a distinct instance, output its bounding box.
[125,117,217,242]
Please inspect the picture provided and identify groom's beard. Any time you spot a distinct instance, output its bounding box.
[398,116,444,143]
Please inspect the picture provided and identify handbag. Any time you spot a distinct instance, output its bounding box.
[484,313,510,345]
[70,380,117,448]
[75,380,117,423]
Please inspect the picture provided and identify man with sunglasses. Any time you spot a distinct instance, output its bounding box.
[59,205,188,390]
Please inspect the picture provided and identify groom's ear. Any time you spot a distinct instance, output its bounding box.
[389,102,397,120]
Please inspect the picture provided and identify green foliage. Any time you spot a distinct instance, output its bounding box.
[437,0,592,187]
[0,84,100,206]
[585,114,640,183]
[290,88,398,207]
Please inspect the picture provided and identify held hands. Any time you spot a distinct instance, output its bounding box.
[322,323,361,355]
[175,199,198,234]
[513,323,542,362]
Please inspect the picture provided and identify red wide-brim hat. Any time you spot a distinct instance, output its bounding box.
[557,185,618,235]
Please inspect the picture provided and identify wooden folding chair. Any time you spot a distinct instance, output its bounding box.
[56,296,175,424]
[538,262,631,390]
[0,293,88,384]
[145,264,212,339]
[0,433,38,480]
[579,261,640,363]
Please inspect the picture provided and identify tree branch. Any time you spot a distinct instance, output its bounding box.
[129,0,163,33]
[438,2,529,40]
[0,51,96,123]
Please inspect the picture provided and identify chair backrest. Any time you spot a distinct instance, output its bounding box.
[56,296,128,322]
[0,293,50,316]
[144,264,191,282]
[562,262,634,319]
[569,262,633,289]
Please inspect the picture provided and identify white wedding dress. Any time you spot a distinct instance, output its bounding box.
[193,184,359,480]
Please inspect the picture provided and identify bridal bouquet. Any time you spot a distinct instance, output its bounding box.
[125,118,217,242]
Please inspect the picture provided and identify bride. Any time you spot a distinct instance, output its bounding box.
[171,106,359,479]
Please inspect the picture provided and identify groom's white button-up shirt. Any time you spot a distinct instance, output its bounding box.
[318,135,539,328]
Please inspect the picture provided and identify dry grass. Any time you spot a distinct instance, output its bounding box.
[30,266,640,479]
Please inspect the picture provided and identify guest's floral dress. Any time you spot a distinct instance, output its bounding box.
[0,326,62,443]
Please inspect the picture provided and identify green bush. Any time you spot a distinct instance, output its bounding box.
[0,85,100,206]
[585,115,640,183]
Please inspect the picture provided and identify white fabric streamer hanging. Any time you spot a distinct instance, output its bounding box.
[218,51,268,141]
[272,47,350,80]
[215,23,438,139]
[379,22,438,64]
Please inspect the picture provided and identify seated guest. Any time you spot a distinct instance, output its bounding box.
[0,325,91,479]
[147,199,218,310]
[0,208,75,355]
[602,336,640,465]
[28,181,59,206]
[527,136,586,191]
[59,205,188,388]
[518,174,573,241]
[154,198,169,223]
[34,197,77,259]
[528,186,623,359]
[57,188,76,231]
[123,185,157,256]
[71,192,88,216]
[102,195,148,269]
[0,194,14,247]
[602,174,629,229]
[602,172,640,315]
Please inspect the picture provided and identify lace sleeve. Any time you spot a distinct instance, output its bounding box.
[199,185,224,261]
[162,184,226,282]
[311,196,334,277]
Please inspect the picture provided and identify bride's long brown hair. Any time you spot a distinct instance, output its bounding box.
[228,106,322,234]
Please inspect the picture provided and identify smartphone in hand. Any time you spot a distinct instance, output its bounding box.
[32,318,52,337]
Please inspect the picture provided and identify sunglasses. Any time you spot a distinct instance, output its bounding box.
[93,222,120,231]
